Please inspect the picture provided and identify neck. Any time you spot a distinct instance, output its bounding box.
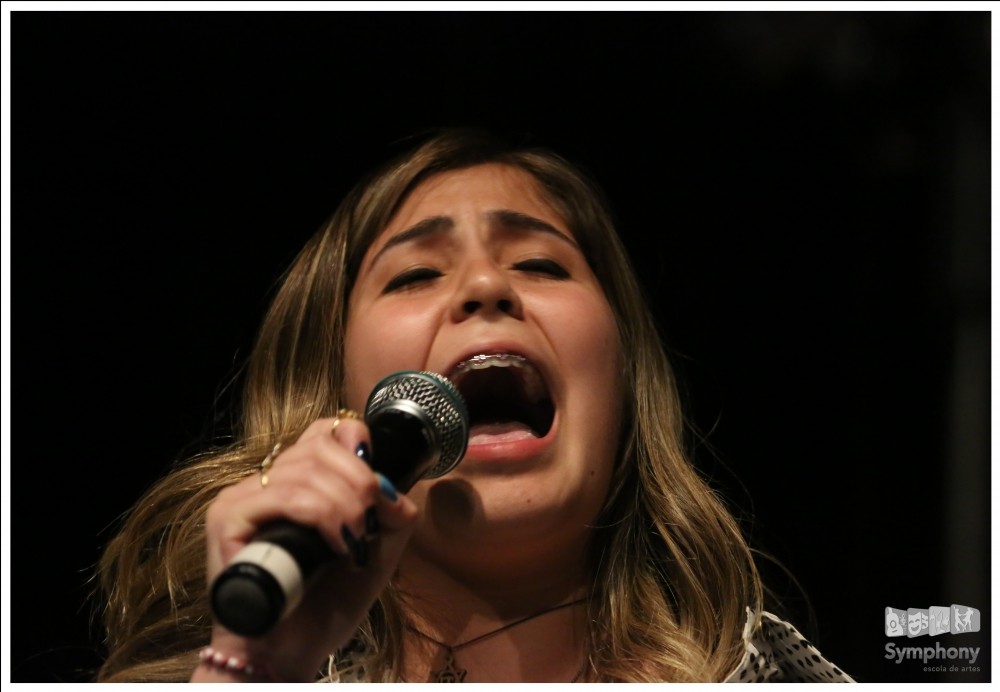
[394,540,591,682]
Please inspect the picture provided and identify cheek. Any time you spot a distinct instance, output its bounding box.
[343,304,440,408]
[536,291,623,441]
[543,292,621,378]
[571,302,624,459]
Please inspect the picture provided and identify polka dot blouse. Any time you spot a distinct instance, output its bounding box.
[724,609,854,682]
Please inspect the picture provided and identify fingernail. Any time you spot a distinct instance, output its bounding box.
[365,506,380,535]
[355,441,371,465]
[376,473,398,502]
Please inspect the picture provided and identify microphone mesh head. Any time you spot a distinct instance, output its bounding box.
[364,371,469,478]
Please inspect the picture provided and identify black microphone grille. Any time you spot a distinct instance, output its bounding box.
[364,371,469,479]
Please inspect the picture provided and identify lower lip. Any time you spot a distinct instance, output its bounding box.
[462,421,555,463]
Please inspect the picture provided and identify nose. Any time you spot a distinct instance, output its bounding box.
[450,258,523,321]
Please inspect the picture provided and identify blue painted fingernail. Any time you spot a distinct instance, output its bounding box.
[376,473,398,501]
[355,441,371,464]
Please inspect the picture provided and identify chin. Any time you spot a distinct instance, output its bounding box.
[419,471,602,546]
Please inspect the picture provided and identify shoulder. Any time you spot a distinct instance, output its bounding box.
[724,609,855,683]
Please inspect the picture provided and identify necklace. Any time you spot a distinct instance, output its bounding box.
[405,598,588,683]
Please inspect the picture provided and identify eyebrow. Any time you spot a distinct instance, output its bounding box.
[370,209,577,269]
[370,215,454,268]
[486,209,578,247]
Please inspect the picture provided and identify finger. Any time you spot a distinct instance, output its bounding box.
[206,417,384,569]
[214,433,378,518]
[296,412,367,450]
[209,468,376,567]
[371,473,419,531]
[328,417,372,469]
[296,416,374,491]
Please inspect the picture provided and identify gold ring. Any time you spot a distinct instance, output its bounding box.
[259,442,282,488]
[331,408,362,433]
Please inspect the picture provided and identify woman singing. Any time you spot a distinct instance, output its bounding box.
[96,129,852,683]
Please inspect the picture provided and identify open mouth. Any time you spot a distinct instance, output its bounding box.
[449,354,555,439]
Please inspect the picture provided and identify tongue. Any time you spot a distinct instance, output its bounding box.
[468,421,538,445]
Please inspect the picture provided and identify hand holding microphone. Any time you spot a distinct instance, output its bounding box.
[204,371,468,649]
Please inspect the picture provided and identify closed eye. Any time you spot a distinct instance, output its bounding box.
[512,258,570,279]
[382,266,443,294]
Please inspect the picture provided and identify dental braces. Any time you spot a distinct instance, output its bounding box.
[453,353,528,372]
[451,353,548,403]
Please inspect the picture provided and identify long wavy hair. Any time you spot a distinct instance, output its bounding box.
[95,129,763,682]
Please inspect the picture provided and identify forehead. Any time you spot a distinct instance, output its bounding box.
[383,163,564,235]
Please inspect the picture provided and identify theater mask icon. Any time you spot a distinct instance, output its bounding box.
[907,608,929,638]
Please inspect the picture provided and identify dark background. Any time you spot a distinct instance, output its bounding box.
[11,10,990,683]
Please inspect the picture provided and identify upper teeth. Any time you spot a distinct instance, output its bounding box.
[451,353,548,402]
[456,353,526,371]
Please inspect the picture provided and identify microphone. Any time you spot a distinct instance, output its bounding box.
[210,370,469,637]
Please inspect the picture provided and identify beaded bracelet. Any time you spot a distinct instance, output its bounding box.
[198,646,272,680]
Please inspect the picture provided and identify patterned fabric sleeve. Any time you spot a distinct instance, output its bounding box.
[724,608,855,682]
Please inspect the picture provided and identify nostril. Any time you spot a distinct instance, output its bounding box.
[460,297,516,316]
